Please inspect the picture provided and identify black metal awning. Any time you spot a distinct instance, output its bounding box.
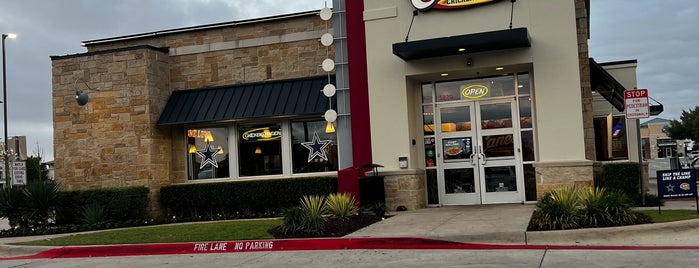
[157,76,333,126]
[589,58,626,112]
[392,28,531,61]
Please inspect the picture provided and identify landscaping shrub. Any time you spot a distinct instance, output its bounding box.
[326,192,358,219]
[533,185,582,230]
[299,195,327,234]
[23,180,61,227]
[0,181,60,228]
[0,187,28,228]
[529,185,645,231]
[280,206,308,233]
[601,162,641,200]
[634,192,664,207]
[364,202,388,218]
[160,177,337,220]
[80,203,108,224]
[55,186,149,225]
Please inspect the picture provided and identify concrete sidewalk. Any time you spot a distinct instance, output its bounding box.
[346,204,534,244]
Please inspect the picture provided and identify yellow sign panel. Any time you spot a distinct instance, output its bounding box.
[437,0,499,8]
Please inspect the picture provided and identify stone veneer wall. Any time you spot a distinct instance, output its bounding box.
[576,0,595,161]
[382,170,426,211]
[533,161,594,198]
[52,46,172,216]
[52,13,332,217]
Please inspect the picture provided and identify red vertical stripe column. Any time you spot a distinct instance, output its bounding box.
[337,0,372,203]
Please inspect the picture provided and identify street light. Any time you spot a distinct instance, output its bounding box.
[2,33,16,188]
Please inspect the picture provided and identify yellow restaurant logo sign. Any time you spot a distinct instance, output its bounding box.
[411,0,502,11]
[461,84,489,99]
[241,127,282,141]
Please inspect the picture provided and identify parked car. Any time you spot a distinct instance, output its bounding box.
[691,157,699,171]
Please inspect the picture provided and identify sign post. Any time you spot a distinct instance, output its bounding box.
[11,161,26,186]
[625,89,650,205]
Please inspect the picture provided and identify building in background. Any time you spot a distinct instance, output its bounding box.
[641,118,687,159]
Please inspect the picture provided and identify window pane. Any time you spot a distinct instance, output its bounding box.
[239,124,282,177]
[482,134,514,158]
[519,97,532,128]
[187,128,229,180]
[422,83,434,104]
[291,120,338,174]
[521,131,535,162]
[517,73,530,95]
[423,105,435,135]
[524,164,537,201]
[444,168,475,193]
[480,103,512,129]
[425,169,439,205]
[424,137,437,167]
[484,166,517,192]
[439,106,471,132]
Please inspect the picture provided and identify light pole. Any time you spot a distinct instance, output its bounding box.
[2,33,16,188]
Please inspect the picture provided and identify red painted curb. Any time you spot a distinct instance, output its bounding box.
[3,237,699,260]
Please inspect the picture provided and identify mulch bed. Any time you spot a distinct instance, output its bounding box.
[269,214,386,239]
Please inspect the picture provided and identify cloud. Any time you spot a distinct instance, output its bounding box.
[589,0,699,121]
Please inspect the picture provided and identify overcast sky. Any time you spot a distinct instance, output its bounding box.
[0,0,697,161]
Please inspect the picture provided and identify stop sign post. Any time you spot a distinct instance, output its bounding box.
[624,88,650,206]
[624,89,650,119]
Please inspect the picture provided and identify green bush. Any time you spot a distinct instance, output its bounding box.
[80,203,107,224]
[160,177,337,220]
[0,187,28,228]
[55,186,149,225]
[634,192,664,207]
[280,206,308,233]
[533,185,582,230]
[299,195,327,234]
[23,181,61,227]
[530,185,641,231]
[326,192,358,219]
[364,202,388,217]
[601,162,641,200]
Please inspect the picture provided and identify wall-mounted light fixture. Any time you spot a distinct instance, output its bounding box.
[74,78,99,106]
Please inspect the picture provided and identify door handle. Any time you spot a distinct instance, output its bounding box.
[470,152,477,165]
[479,145,487,165]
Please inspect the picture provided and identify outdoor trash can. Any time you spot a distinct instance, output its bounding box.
[358,175,385,206]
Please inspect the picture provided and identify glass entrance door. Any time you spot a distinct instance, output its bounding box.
[436,103,480,205]
[436,99,523,205]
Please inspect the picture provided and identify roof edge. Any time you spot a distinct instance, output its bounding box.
[82,10,320,47]
[598,59,638,66]
[50,45,169,60]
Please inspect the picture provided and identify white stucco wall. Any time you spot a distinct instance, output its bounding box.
[363,0,586,170]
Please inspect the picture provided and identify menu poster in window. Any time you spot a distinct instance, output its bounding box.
[443,137,472,160]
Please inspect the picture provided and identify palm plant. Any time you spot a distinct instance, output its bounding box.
[298,195,327,234]
[0,187,28,228]
[23,180,61,227]
[80,203,107,225]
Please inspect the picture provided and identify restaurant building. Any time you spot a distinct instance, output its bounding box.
[51,0,638,215]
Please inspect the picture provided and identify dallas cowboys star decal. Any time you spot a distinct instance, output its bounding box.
[196,142,221,168]
[301,132,331,162]
[666,183,675,192]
